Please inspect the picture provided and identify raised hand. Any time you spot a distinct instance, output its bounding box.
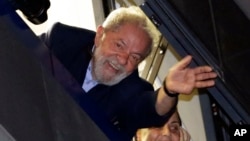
[166,55,217,94]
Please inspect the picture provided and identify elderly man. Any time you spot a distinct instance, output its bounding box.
[40,6,217,139]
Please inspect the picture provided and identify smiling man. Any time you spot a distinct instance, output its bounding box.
[40,6,217,140]
[92,22,151,85]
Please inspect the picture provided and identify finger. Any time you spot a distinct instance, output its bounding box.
[179,128,184,141]
[181,128,191,141]
[173,55,192,70]
[195,80,215,88]
[194,66,213,74]
[195,72,217,81]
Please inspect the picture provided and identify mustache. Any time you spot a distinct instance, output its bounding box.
[107,57,126,72]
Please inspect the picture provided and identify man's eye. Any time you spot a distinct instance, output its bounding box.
[130,55,140,63]
[132,55,139,61]
[116,43,122,48]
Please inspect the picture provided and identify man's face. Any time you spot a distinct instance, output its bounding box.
[146,112,181,141]
[92,23,151,85]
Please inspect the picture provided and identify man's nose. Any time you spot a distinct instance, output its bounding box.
[117,52,129,65]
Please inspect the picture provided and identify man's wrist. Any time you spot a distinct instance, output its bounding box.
[162,79,179,97]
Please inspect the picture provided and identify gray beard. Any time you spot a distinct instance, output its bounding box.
[92,48,129,86]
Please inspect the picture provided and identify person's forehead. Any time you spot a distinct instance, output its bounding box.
[111,24,150,54]
[166,112,181,125]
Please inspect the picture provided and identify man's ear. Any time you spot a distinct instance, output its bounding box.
[96,25,104,35]
[94,25,104,47]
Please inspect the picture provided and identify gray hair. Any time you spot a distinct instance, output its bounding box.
[102,6,161,58]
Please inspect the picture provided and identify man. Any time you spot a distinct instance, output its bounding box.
[40,6,217,139]
[135,110,191,141]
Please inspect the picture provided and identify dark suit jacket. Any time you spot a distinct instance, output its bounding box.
[40,22,175,139]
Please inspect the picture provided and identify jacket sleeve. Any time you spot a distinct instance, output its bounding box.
[116,78,178,138]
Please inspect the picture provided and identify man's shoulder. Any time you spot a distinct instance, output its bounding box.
[40,22,96,49]
[52,22,95,33]
[50,22,96,39]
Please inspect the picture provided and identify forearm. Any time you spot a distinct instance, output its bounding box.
[155,87,178,116]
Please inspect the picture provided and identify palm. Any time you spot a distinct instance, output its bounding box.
[166,55,217,95]
[167,68,196,94]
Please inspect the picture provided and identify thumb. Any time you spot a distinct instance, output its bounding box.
[173,55,192,70]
